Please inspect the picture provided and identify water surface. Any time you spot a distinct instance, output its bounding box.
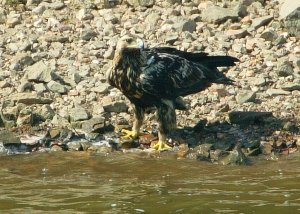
[0,151,300,213]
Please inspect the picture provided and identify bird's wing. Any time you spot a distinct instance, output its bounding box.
[139,52,214,98]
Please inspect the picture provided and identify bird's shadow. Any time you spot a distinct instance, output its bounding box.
[170,111,299,156]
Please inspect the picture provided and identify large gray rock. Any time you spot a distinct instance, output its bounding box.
[126,0,155,7]
[103,101,129,113]
[280,0,300,36]
[69,107,89,122]
[6,13,21,28]
[236,91,256,104]
[201,6,239,24]
[250,15,273,30]
[173,19,196,33]
[9,93,53,105]
[26,61,55,83]
[47,80,68,94]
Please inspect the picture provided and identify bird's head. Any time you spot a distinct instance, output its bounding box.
[116,36,145,51]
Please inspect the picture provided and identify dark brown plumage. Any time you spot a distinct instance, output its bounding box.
[107,37,239,150]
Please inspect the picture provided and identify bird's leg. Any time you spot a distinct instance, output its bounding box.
[152,101,176,150]
[121,105,144,140]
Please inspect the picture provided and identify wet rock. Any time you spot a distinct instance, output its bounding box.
[194,143,213,161]
[176,144,190,158]
[47,80,68,94]
[87,141,114,153]
[103,101,129,113]
[201,6,239,24]
[26,61,55,83]
[236,90,256,104]
[229,111,273,125]
[260,141,273,155]
[279,0,300,36]
[0,130,21,144]
[9,93,53,105]
[48,128,60,139]
[69,107,89,122]
[67,141,83,151]
[219,145,248,165]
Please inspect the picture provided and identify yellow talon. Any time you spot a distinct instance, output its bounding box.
[121,129,138,139]
[152,141,171,151]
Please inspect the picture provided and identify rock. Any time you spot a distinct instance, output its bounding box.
[266,88,291,96]
[260,141,273,155]
[176,144,190,158]
[236,90,256,104]
[81,117,106,133]
[17,80,33,92]
[47,80,68,94]
[281,82,300,91]
[126,0,155,7]
[232,43,247,53]
[26,61,55,83]
[145,12,161,29]
[6,13,21,28]
[219,145,248,165]
[173,19,196,33]
[229,111,273,125]
[260,29,278,42]
[103,101,129,113]
[201,6,239,24]
[226,29,248,38]
[277,61,294,77]
[165,32,179,44]
[279,0,300,36]
[81,29,97,41]
[49,2,65,10]
[0,8,6,24]
[0,130,21,144]
[17,106,34,126]
[35,104,55,121]
[69,107,89,122]
[76,8,94,21]
[67,141,83,151]
[91,83,110,94]
[103,47,115,59]
[195,143,213,161]
[9,93,53,105]
[32,5,46,14]
[11,53,34,69]
[250,15,273,30]
[34,83,47,94]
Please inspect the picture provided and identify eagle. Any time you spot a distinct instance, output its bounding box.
[107,36,239,150]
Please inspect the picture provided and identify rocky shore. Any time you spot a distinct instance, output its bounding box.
[0,0,299,164]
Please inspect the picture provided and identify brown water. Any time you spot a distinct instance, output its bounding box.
[0,151,300,214]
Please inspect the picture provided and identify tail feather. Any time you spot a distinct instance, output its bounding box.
[200,56,239,67]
